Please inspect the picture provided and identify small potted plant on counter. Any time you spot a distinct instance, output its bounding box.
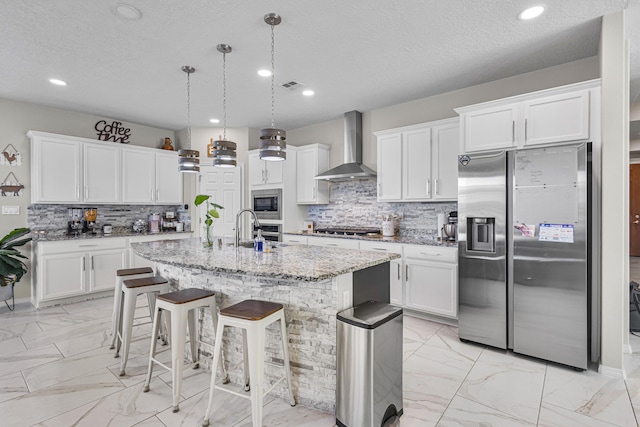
[0,227,32,310]
[194,195,223,247]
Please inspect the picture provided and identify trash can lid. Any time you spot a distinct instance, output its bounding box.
[337,300,403,329]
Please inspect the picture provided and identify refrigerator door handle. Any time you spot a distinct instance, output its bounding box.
[512,121,515,143]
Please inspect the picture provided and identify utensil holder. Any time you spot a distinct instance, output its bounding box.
[382,220,394,237]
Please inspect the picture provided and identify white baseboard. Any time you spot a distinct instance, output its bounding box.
[599,364,627,380]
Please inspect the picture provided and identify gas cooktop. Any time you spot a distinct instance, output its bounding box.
[315,227,381,236]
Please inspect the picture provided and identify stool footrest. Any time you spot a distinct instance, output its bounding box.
[213,385,252,400]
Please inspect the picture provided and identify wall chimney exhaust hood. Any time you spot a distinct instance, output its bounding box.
[314,110,377,182]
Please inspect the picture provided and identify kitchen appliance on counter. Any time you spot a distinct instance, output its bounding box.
[133,219,147,233]
[251,189,282,220]
[67,208,86,235]
[252,223,282,242]
[315,227,381,236]
[458,143,599,370]
[161,211,177,231]
[149,213,161,234]
[84,207,98,234]
[442,211,457,242]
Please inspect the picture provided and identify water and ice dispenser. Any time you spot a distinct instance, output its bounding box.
[467,217,495,252]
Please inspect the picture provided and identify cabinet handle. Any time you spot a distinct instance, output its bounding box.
[426,179,430,197]
[512,121,515,143]
[372,248,388,251]
[313,187,316,200]
[378,182,382,196]
[150,188,154,200]
[82,257,85,271]
[79,244,98,247]
[262,170,265,183]
[525,118,528,142]
[91,256,94,270]
[397,263,401,280]
[76,185,80,200]
[156,189,160,200]
[405,265,409,281]
[327,243,338,246]
[435,179,439,196]
[421,252,441,256]
[84,186,88,200]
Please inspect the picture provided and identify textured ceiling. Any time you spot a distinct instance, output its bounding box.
[0,0,635,131]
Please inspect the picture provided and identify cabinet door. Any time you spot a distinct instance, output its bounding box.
[405,260,457,318]
[88,249,127,292]
[432,122,459,200]
[248,152,265,185]
[522,90,590,146]
[32,137,82,203]
[377,133,402,201]
[265,160,283,184]
[462,104,518,153]
[84,144,120,203]
[122,148,155,203]
[155,152,182,204]
[40,253,85,301]
[390,259,403,306]
[402,128,432,200]
[296,148,317,204]
[306,236,360,249]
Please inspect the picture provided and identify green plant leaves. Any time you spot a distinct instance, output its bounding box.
[0,228,31,284]
[194,194,210,206]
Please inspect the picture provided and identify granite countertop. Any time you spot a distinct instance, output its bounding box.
[32,227,193,242]
[131,237,400,282]
[283,231,458,248]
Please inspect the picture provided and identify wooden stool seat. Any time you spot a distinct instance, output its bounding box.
[117,266,153,277]
[157,288,215,305]
[220,299,283,321]
[123,276,168,289]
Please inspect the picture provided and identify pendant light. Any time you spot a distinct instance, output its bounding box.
[178,65,200,173]
[259,13,286,161]
[213,44,237,168]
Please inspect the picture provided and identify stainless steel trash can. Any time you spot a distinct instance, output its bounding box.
[336,300,403,427]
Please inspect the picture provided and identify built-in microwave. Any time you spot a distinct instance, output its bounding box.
[251,189,282,220]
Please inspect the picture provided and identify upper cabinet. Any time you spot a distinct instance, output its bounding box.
[374,118,459,202]
[296,144,330,205]
[29,131,182,205]
[248,151,283,186]
[456,80,599,154]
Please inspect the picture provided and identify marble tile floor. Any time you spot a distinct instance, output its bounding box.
[1,296,640,426]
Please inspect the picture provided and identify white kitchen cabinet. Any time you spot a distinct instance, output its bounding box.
[359,241,404,306]
[375,118,459,202]
[296,144,330,204]
[155,151,182,204]
[84,144,120,203]
[29,132,82,203]
[456,81,598,153]
[122,147,155,204]
[306,235,360,249]
[249,151,283,186]
[33,238,128,308]
[403,244,458,318]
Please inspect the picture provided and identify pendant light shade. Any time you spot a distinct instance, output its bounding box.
[259,13,286,162]
[178,65,200,173]
[213,44,237,168]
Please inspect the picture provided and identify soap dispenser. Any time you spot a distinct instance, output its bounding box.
[254,229,264,252]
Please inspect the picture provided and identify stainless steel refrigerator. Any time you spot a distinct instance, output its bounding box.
[458,143,597,370]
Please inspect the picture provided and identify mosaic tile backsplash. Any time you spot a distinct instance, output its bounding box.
[27,204,189,233]
[307,180,457,241]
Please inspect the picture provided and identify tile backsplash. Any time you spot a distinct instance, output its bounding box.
[27,204,189,232]
[307,180,456,241]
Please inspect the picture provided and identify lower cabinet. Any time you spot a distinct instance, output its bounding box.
[34,238,128,307]
[306,235,360,249]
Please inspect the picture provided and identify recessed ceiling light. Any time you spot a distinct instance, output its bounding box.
[257,69,272,77]
[302,90,315,96]
[210,118,220,124]
[111,3,142,20]
[49,78,67,86]
[518,5,545,20]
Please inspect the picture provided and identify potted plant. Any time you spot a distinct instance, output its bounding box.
[194,195,223,247]
[0,227,32,310]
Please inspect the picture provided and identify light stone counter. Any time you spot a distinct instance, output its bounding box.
[284,230,458,247]
[131,237,399,413]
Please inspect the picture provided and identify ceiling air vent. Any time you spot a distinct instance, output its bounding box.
[280,80,305,91]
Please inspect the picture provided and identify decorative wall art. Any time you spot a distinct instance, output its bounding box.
[0,144,22,166]
[0,172,24,197]
[94,120,131,143]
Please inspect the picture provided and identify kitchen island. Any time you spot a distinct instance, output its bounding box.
[131,237,400,413]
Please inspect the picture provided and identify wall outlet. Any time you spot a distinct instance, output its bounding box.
[1,206,19,215]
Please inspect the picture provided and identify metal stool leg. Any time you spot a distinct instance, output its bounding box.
[201,319,226,427]
[188,307,199,369]
[143,306,162,393]
[119,288,138,376]
[110,277,123,350]
[279,311,296,406]
[246,324,265,427]
[242,329,250,391]
[169,306,187,412]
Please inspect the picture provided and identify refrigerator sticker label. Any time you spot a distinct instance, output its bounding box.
[514,223,536,237]
[538,224,574,243]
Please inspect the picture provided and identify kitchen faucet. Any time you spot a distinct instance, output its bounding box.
[235,209,261,247]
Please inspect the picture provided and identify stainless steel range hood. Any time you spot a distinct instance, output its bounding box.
[314,110,377,181]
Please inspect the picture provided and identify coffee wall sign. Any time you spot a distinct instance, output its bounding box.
[94,120,131,143]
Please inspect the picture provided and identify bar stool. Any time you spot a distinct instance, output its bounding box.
[110,267,154,352]
[201,299,295,427]
[143,288,228,413]
[118,275,169,376]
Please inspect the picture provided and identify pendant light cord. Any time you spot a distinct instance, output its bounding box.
[222,51,227,140]
[186,70,192,149]
[270,22,275,129]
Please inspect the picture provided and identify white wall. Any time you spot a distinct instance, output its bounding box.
[0,98,175,299]
[600,10,629,375]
